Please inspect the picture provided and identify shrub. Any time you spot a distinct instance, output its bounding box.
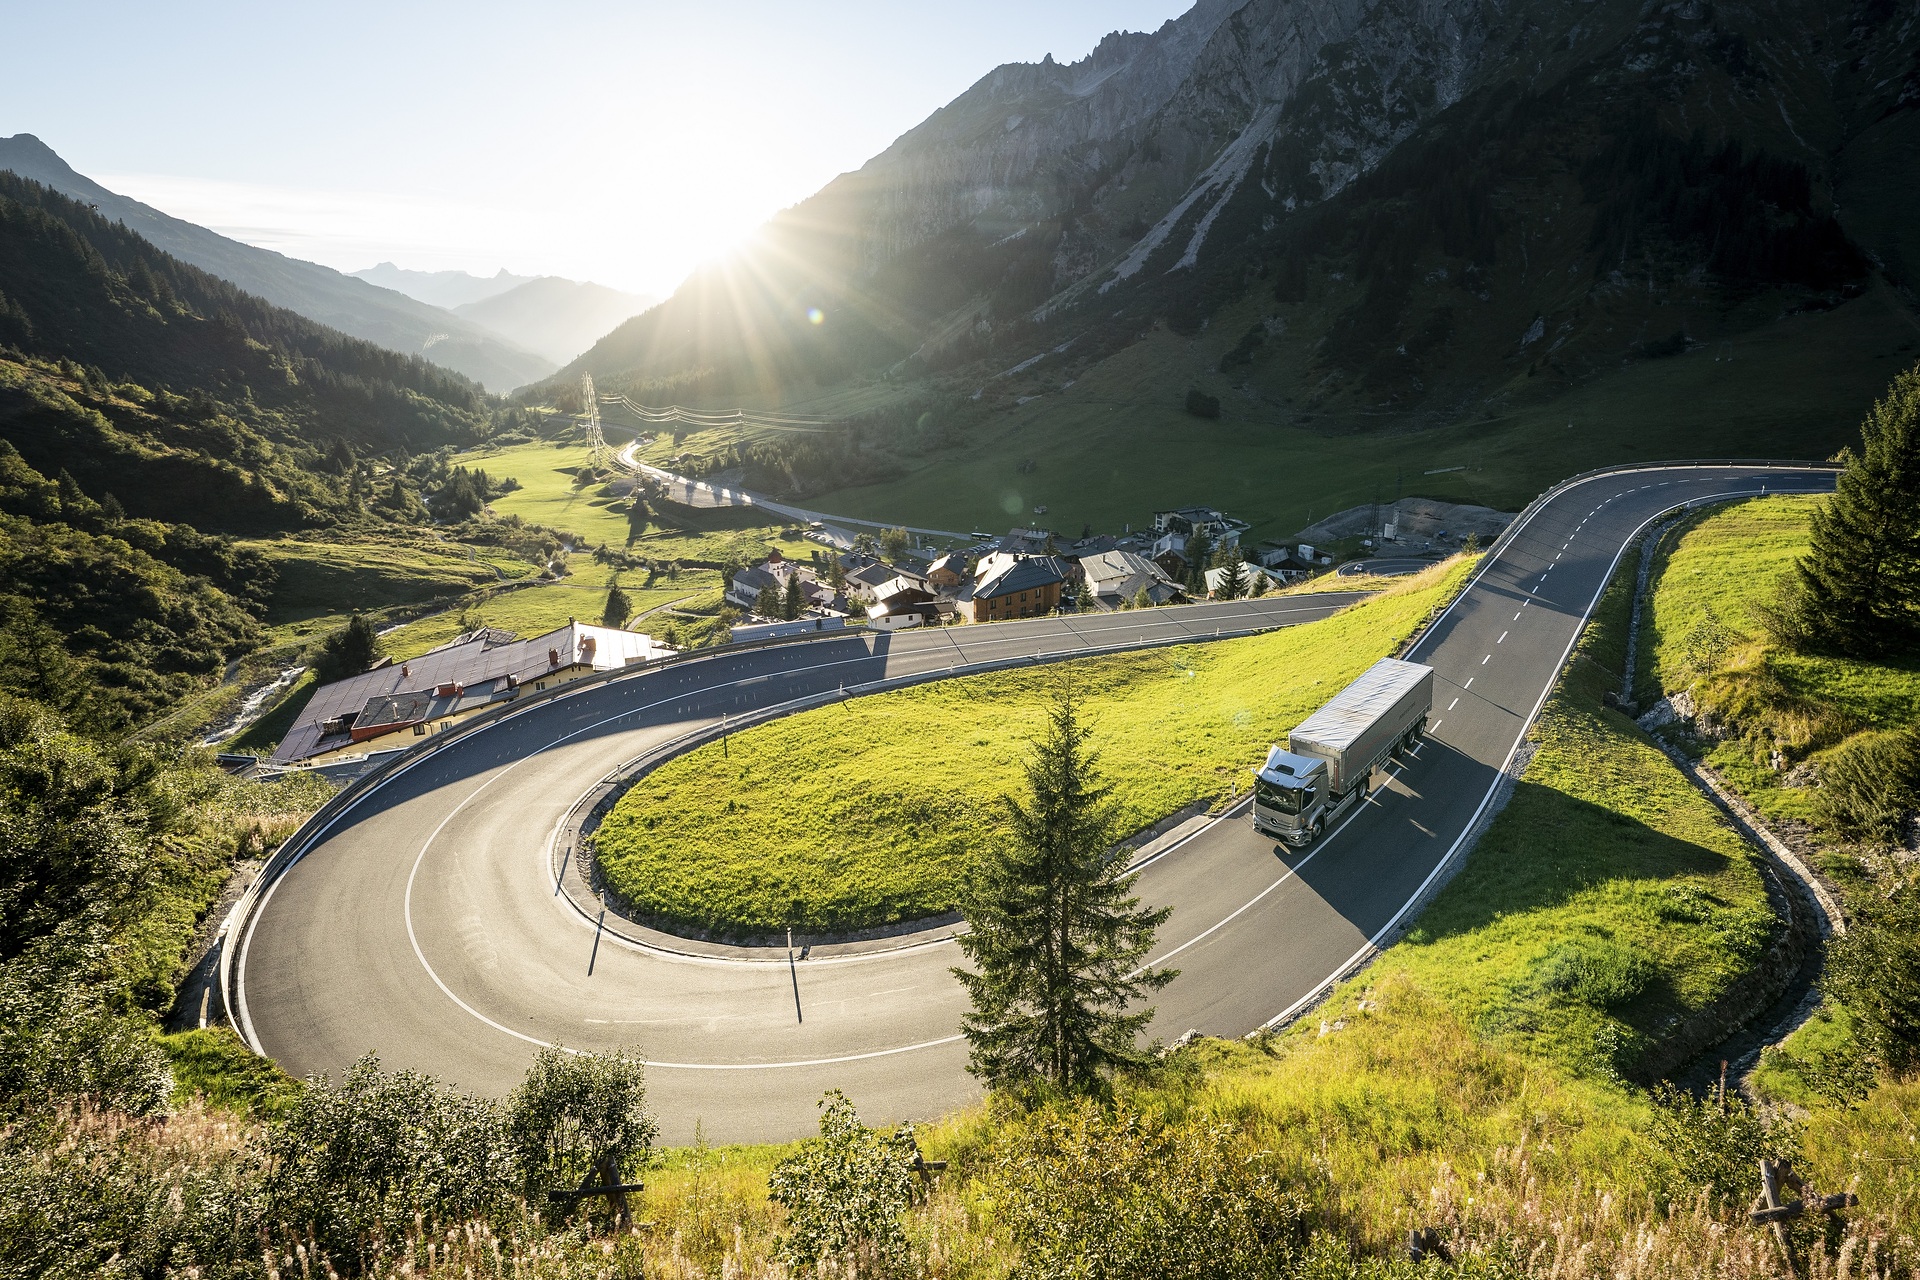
[1826,888,1920,1076]
[1812,727,1920,844]
[1648,1082,1800,1212]
[266,1054,517,1264]
[980,1097,1311,1279]
[506,1046,655,1211]
[767,1090,918,1270]
[603,582,631,628]
[311,613,382,684]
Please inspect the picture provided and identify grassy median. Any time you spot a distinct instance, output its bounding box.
[593,558,1474,937]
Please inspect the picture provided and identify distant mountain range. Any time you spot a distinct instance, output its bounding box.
[350,262,538,310]
[354,264,656,365]
[0,134,555,392]
[452,277,655,365]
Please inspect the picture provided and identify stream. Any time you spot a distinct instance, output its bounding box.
[200,665,306,748]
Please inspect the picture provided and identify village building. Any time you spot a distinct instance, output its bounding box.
[965,554,1067,623]
[925,552,970,591]
[271,621,674,766]
[994,527,1057,556]
[1151,506,1250,550]
[1079,550,1184,610]
[1150,531,1191,581]
[867,576,943,630]
[842,560,897,604]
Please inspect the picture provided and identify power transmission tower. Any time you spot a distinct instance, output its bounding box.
[580,373,611,472]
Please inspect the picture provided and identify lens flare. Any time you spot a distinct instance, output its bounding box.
[806,307,825,325]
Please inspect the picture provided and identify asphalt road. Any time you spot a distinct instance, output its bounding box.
[238,465,1834,1142]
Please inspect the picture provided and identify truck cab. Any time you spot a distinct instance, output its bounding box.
[1252,747,1328,843]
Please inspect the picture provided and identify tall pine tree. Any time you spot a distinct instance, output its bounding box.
[1185,531,1212,590]
[603,582,631,628]
[1216,558,1248,600]
[953,688,1175,1091]
[1792,365,1920,655]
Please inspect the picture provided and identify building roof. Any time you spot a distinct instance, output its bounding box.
[846,562,895,590]
[1065,534,1119,559]
[731,565,783,594]
[1081,550,1164,588]
[973,554,1067,602]
[272,621,674,765]
[1081,551,1180,608]
[867,583,939,620]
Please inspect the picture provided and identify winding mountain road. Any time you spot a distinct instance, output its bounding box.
[236,464,1833,1142]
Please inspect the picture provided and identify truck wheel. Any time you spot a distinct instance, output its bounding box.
[1311,817,1325,841]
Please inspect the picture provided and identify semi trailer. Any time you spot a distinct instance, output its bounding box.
[1252,657,1434,846]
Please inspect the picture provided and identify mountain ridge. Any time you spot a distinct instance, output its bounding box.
[0,134,555,392]
[350,262,537,310]
[543,0,1919,540]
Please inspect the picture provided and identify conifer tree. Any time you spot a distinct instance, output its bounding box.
[953,689,1175,1091]
[316,614,383,682]
[756,582,781,619]
[1185,531,1212,589]
[603,582,631,628]
[1791,365,1920,655]
[1217,558,1248,600]
[784,573,803,620]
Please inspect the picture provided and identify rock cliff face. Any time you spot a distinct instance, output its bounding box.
[827,0,1240,274]
[821,0,1508,302]
[568,0,1918,409]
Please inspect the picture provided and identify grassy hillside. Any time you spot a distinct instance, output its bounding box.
[811,287,1913,541]
[1375,552,1773,1083]
[1628,491,1920,1119]
[594,562,1461,936]
[462,438,825,567]
[243,538,532,626]
[1638,495,1920,827]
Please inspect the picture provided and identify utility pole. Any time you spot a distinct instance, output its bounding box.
[581,372,611,473]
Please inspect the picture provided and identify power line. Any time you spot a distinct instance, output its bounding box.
[601,394,838,433]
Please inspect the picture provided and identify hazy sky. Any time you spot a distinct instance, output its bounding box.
[3,1,1195,297]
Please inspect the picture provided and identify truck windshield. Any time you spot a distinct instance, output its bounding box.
[1254,777,1309,815]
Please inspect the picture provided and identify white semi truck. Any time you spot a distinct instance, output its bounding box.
[1252,657,1434,846]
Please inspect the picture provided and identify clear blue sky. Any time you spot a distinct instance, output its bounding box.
[2,1,1194,295]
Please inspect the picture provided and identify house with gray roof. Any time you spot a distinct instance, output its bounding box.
[271,621,674,766]
[1080,550,1184,610]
